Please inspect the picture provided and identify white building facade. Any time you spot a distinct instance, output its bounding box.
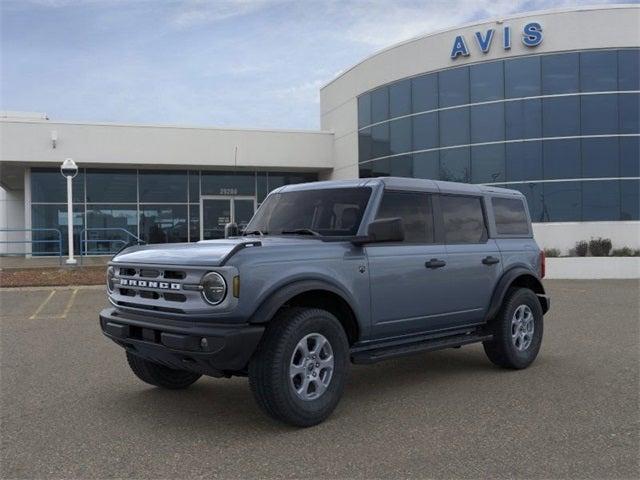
[1,5,639,256]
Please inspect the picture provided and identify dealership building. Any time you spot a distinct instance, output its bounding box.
[1,5,638,257]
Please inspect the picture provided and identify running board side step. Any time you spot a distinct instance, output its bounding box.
[350,332,493,365]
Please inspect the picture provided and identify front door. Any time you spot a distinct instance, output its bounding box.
[200,196,256,240]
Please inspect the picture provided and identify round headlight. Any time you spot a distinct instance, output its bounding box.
[201,272,227,305]
[106,266,116,293]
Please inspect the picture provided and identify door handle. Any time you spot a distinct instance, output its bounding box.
[482,256,500,265]
[425,258,446,269]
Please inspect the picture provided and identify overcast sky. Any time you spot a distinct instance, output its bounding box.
[0,0,630,129]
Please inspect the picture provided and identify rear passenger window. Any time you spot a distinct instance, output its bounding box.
[376,191,435,243]
[492,197,530,235]
[441,195,487,244]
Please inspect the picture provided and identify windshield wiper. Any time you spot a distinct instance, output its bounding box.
[281,228,321,237]
[243,229,267,236]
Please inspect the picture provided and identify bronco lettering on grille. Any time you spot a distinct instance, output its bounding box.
[119,279,181,290]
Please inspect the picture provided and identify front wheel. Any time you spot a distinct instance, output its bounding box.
[248,307,349,427]
[483,287,544,369]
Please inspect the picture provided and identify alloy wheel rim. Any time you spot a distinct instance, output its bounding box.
[511,304,534,351]
[289,333,334,401]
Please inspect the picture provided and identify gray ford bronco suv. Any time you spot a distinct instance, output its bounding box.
[100,177,550,426]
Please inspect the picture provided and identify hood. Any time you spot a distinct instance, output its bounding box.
[111,236,325,266]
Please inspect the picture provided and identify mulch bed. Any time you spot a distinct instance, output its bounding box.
[0,266,106,288]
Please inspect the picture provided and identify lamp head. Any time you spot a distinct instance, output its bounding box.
[60,158,78,178]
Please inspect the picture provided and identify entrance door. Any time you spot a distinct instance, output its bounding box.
[200,196,256,240]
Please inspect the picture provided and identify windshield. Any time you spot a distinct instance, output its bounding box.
[244,187,372,237]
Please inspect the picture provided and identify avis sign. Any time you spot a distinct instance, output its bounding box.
[450,22,543,59]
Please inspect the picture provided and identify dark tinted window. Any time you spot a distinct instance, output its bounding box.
[492,197,529,235]
[439,67,469,107]
[470,61,504,102]
[86,169,136,203]
[582,137,619,178]
[359,128,372,162]
[511,183,543,223]
[358,94,371,128]
[471,144,505,183]
[581,94,618,135]
[188,171,200,203]
[505,56,541,98]
[439,108,469,147]
[389,117,412,155]
[412,73,438,112]
[471,103,504,143]
[389,79,411,118]
[371,123,390,158]
[413,151,440,180]
[371,87,389,123]
[618,49,640,91]
[583,181,620,221]
[31,168,84,203]
[542,182,581,222]
[412,112,438,150]
[543,96,580,137]
[440,147,470,183]
[31,204,84,255]
[505,99,542,140]
[388,155,413,177]
[375,191,434,243]
[543,139,581,179]
[619,93,639,134]
[506,141,543,182]
[139,205,188,243]
[620,137,640,177]
[580,51,617,92]
[441,195,487,244]
[139,171,187,203]
[542,53,579,94]
[201,172,255,196]
[621,179,640,220]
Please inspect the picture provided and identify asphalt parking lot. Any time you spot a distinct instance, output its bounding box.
[1,280,638,479]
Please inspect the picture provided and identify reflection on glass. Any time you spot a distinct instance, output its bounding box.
[390,118,412,155]
[139,170,188,203]
[581,94,618,135]
[618,49,640,91]
[582,181,620,221]
[470,61,504,102]
[619,93,639,134]
[86,205,138,254]
[412,73,438,113]
[471,144,505,183]
[581,138,619,178]
[358,94,371,128]
[371,123,390,158]
[412,112,438,151]
[201,172,255,196]
[359,128,372,162]
[542,53,579,94]
[31,204,84,255]
[470,103,504,143]
[620,137,640,177]
[505,99,541,140]
[506,142,543,182]
[389,79,411,118]
[543,139,581,180]
[413,151,440,180]
[86,170,137,203]
[189,204,200,242]
[580,51,617,92]
[621,180,640,220]
[139,205,188,243]
[505,56,541,98]
[371,87,389,123]
[542,182,581,222]
[542,97,580,137]
[31,169,85,203]
[439,108,469,147]
[440,147,470,183]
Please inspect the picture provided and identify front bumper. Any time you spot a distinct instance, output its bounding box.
[99,308,264,376]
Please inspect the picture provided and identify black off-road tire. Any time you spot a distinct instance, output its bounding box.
[248,307,350,427]
[483,287,544,369]
[126,352,202,389]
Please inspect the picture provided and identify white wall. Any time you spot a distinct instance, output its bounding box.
[546,257,640,279]
[0,120,335,171]
[533,221,640,255]
[320,5,640,181]
[0,186,26,254]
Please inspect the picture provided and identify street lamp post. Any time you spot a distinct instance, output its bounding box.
[60,158,78,265]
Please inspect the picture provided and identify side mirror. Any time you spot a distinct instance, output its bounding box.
[354,217,404,244]
[224,222,239,238]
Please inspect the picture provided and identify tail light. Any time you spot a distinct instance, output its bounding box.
[539,250,546,279]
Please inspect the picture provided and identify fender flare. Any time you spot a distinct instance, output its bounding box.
[248,279,359,326]
[485,266,548,322]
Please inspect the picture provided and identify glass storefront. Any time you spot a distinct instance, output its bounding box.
[31,168,316,254]
[357,48,640,222]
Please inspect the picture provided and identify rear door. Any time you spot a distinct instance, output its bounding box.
[366,190,451,338]
[439,194,502,326]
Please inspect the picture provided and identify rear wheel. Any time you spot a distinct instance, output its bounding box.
[483,287,543,369]
[248,307,349,427]
[126,352,202,389]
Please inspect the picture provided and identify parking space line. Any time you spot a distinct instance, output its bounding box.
[29,290,56,319]
[57,288,78,319]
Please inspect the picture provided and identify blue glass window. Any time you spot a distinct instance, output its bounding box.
[471,144,505,183]
[86,169,137,203]
[86,205,138,252]
[439,67,469,108]
[618,49,640,91]
[390,79,411,118]
[359,128,372,162]
[440,147,470,183]
[621,179,640,220]
[619,93,639,134]
[412,112,438,151]
[188,171,199,203]
[582,138,619,178]
[506,141,543,182]
[580,51,618,92]
[358,94,371,128]
[620,137,640,177]
[370,87,389,123]
[31,204,84,255]
[470,61,504,102]
[471,103,504,143]
[543,97,580,137]
[412,73,438,113]
[542,53,579,95]
[389,117,412,155]
[505,99,542,140]
[256,173,268,203]
[139,205,188,243]
[371,123,390,158]
[389,155,413,177]
[370,158,391,177]
[582,181,619,221]
[542,182,581,222]
[189,204,199,242]
[581,94,618,135]
[439,108,469,147]
[505,56,541,98]
[139,170,187,203]
[543,139,581,179]
[201,172,255,196]
[31,168,85,203]
[413,151,439,180]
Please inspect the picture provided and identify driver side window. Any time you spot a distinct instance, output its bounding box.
[375,191,435,243]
